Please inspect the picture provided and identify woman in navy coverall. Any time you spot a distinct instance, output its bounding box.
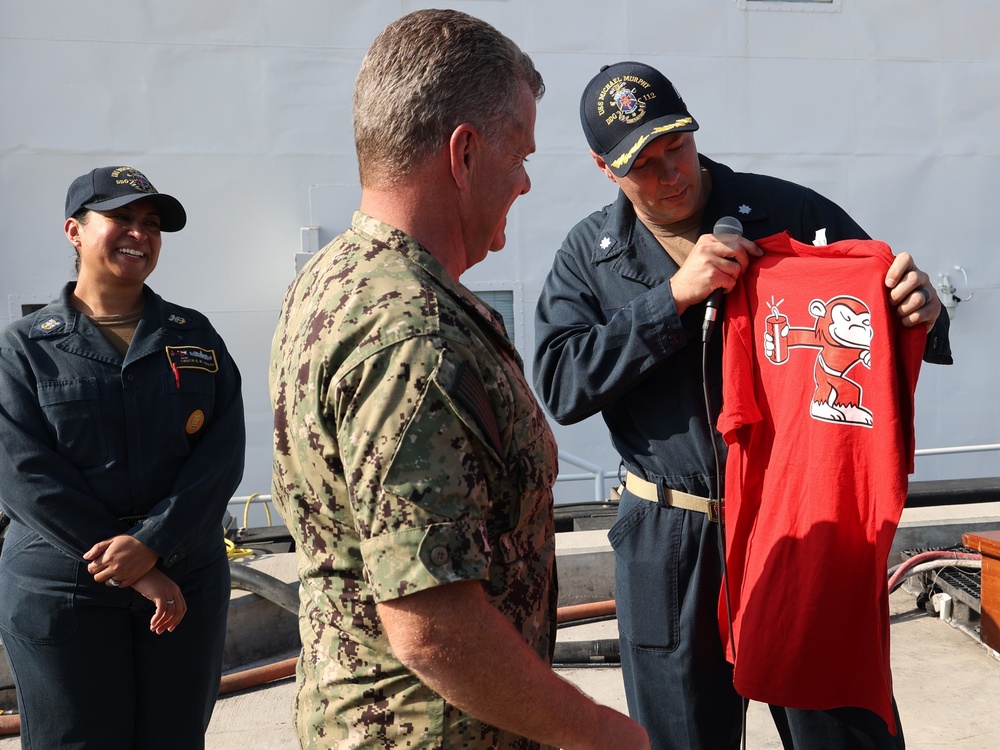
[0,166,245,749]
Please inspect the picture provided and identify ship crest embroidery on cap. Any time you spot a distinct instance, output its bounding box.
[110,167,156,194]
[611,84,646,125]
[595,74,653,127]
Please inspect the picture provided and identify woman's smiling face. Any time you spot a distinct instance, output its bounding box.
[67,197,163,288]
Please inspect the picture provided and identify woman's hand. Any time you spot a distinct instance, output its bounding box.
[84,535,158,588]
[131,568,187,634]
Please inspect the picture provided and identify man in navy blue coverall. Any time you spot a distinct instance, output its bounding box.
[533,61,950,750]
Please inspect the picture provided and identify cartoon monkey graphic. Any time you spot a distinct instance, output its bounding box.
[764,295,874,426]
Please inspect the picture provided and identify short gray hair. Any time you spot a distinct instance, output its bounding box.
[353,9,544,188]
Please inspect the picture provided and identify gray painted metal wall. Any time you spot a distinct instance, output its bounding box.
[1,1,997,501]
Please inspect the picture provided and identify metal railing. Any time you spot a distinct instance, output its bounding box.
[556,451,609,503]
[229,443,1000,523]
[914,443,1000,457]
[227,492,276,531]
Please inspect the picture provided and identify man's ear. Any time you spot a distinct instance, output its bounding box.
[449,123,479,190]
[589,149,618,184]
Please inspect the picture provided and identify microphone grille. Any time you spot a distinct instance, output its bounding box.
[713,216,744,236]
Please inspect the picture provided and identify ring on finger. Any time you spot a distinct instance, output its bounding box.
[166,599,175,605]
[109,578,121,587]
[915,287,931,306]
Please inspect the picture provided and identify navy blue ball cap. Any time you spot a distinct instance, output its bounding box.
[65,166,187,232]
[580,61,699,177]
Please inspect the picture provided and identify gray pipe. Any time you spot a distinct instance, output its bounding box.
[229,562,300,614]
[553,638,621,664]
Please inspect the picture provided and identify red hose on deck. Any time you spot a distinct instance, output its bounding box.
[0,713,18,736]
[557,599,617,624]
[1,601,621,736]
[219,656,299,696]
[887,549,982,592]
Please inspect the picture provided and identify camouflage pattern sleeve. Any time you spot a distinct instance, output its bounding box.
[333,335,496,602]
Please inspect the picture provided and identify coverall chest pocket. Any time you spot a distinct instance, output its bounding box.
[163,369,216,456]
[36,377,108,468]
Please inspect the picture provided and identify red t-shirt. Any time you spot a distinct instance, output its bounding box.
[717,232,927,734]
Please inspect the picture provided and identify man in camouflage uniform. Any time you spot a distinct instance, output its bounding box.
[269,10,648,750]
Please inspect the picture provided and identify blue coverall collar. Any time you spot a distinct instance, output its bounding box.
[589,155,771,274]
[25,283,199,366]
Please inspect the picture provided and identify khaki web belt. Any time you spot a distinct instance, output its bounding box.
[621,471,720,523]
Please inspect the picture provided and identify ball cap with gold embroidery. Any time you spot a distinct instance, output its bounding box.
[65,166,187,232]
[580,61,699,177]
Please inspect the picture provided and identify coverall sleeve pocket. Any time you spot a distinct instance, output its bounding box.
[503,406,559,535]
[36,377,108,468]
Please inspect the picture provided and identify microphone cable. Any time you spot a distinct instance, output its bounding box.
[702,216,749,749]
[701,331,747,750]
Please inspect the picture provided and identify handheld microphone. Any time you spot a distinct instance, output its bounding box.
[701,216,744,342]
